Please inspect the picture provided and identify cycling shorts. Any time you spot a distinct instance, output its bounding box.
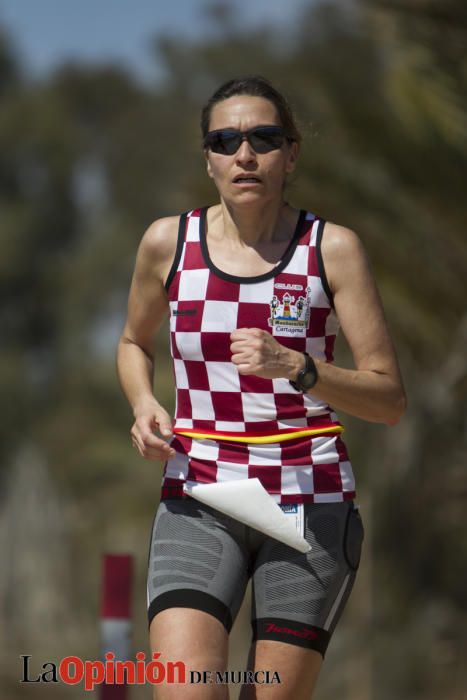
[147,495,364,657]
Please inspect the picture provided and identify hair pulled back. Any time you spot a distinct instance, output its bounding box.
[200,75,301,145]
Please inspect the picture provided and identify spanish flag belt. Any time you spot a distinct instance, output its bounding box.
[172,424,344,444]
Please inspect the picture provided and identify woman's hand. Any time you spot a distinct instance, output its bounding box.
[230,328,303,380]
[130,400,176,461]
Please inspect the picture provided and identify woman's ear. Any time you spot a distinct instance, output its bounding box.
[285,141,299,174]
[205,149,214,179]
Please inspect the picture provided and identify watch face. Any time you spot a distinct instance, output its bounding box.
[300,369,317,390]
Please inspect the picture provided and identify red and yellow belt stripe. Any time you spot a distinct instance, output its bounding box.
[173,424,344,444]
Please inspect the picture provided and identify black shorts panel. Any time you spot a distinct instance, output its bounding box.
[148,589,233,632]
[252,617,331,655]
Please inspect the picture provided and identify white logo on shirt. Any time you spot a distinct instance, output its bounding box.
[274,282,303,291]
[268,289,311,337]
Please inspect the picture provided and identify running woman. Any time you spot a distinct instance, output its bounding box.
[117,75,406,699]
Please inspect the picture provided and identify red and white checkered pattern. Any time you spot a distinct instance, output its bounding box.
[161,433,355,504]
[161,208,356,504]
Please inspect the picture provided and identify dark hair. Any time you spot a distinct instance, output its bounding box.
[200,75,302,145]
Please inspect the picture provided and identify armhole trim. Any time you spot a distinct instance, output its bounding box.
[316,219,334,308]
[164,212,188,292]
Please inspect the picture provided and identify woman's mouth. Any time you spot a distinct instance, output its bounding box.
[233,175,262,186]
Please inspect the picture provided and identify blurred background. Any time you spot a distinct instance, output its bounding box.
[1,0,466,698]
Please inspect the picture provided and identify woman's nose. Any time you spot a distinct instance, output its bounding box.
[235,137,256,163]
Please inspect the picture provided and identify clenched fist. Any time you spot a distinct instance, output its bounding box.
[230,328,303,380]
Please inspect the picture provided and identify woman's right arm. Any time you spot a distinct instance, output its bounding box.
[116,216,179,461]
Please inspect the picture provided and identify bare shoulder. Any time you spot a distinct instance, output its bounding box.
[321,221,367,259]
[320,221,372,294]
[139,215,180,263]
[136,215,180,284]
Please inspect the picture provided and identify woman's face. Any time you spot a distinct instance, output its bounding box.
[204,95,299,206]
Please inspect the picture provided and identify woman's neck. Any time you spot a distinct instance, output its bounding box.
[212,198,291,248]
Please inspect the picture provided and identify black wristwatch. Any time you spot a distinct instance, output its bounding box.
[289,352,318,392]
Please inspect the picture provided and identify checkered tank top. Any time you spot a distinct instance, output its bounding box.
[161,207,356,503]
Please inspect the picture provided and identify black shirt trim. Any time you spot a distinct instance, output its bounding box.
[315,219,334,308]
[164,212,188,292]
[199,206,307,285]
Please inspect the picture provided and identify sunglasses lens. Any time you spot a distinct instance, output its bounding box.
[205,127,287,155]
[207,130,242,155]
[249,127,285,153]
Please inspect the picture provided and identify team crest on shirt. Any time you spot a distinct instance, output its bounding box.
[268,288,311,337]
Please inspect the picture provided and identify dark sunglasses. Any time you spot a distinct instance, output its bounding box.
[204,125,291,155]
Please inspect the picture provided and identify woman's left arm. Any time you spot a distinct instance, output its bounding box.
[230,224,407,425]
[302,223,406,425]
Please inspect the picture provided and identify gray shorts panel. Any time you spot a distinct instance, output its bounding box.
[252,501,364,634]
[147,499,250,630]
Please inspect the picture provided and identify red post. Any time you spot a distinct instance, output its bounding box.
[100,554,133,700]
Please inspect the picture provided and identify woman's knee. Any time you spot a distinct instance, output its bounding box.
[239,640,323,700]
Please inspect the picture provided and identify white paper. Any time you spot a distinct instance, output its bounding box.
[183,478,311,553]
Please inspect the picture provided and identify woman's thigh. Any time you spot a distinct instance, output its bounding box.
[249,501,364,667]
[236,501,364,698]
[149,607,229,700]
[146,497,251,697]
[147,498,250,631]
